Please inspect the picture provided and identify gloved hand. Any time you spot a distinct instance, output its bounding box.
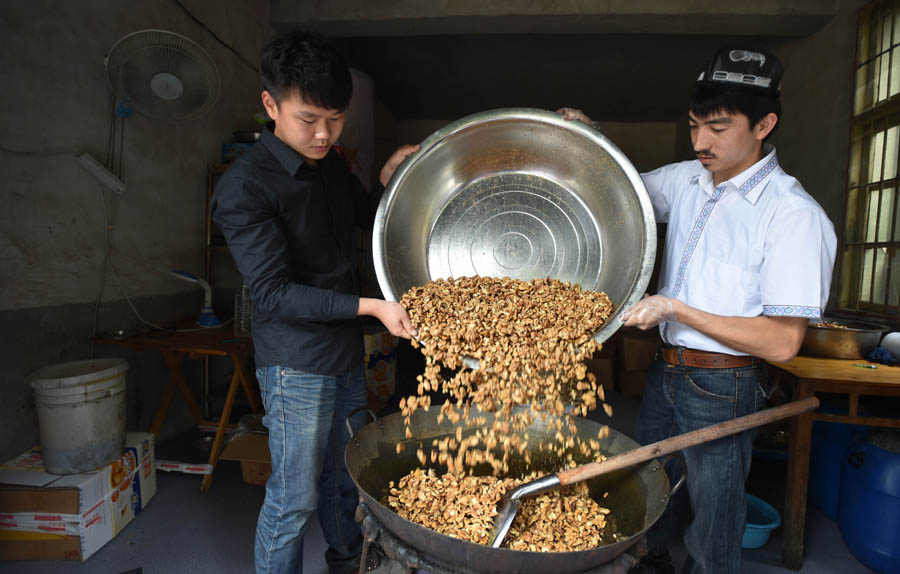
[620,295,678,330]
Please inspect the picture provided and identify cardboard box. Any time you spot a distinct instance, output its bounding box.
[594,338,617,358]
[584,357,616,392]
[219,433,270,486]
[618,370,648,399]
[0,432,156,561]
[240,461,272,486]
[364,329,398,411]
[618,329,660,372]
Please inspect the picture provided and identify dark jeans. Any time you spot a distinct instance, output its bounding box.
[634,351,772,574]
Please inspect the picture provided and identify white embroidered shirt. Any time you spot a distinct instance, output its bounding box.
[641,146,837,355]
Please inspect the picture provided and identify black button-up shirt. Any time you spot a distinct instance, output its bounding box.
[211,124,383,375]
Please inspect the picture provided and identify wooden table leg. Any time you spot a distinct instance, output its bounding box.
[229,350,260,413]
[783,378,815,570]
[201,364,243,492]
[149,354,184,440]
[160,350,210,426]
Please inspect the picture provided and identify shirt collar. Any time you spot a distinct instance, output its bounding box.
[261,121,311,178]
[694,144,779,204]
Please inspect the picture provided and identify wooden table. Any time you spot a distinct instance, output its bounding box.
[769,356,900,569]
[96,325,260,491]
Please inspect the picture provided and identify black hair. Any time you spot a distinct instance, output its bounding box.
[259,31,353,110]
[689,86,781,138]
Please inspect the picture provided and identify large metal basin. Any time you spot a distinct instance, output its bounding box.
[373,108,656,344]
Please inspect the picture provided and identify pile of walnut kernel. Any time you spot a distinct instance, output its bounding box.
[385,276,619,551]
[387,466,611,552]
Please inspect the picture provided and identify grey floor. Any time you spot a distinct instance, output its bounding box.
[2,389,871,574]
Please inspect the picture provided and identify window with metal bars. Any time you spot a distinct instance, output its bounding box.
[840,0,900,315]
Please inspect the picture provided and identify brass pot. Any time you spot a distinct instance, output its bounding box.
[800,317,888,359]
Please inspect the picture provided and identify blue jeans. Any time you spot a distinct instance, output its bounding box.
[254,364,368,574]
[634,350,771,574]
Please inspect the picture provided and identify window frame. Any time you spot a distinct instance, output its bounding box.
[838,0,900,318]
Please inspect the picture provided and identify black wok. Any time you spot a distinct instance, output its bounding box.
[345,406,683,574]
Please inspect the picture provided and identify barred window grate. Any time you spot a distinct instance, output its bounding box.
[841,0,900,315]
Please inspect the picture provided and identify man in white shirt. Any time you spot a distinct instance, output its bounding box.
[560,48,837,574]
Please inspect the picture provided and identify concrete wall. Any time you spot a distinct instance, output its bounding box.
[0,0,271,460]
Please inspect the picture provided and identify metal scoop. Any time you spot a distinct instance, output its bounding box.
[487,396,820,548]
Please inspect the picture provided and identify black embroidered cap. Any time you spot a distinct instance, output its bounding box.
[696,48,783,96]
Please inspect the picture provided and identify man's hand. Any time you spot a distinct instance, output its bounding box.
[556,107,595,127]
[620,295,678,330]
[358,298,418,339]
[379,144,420,187]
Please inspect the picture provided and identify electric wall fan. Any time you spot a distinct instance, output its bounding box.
[105,29,220,121]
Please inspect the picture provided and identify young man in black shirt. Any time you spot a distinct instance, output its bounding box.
[211,31,418,574]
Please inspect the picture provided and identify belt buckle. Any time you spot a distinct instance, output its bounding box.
[661,345,680,367]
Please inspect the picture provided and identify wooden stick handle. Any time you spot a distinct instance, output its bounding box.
[557,396,819,486]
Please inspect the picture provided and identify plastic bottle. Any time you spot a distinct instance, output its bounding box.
[234,283,253,337]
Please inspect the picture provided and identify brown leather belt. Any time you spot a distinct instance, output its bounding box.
[661,346,754,369]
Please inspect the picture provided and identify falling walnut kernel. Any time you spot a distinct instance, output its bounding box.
[399,276,616,474]
[389,276,623,552]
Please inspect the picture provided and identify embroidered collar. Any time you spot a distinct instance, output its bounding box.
[693,144,779,205]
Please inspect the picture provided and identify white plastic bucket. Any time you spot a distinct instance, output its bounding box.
[30,358,128,474]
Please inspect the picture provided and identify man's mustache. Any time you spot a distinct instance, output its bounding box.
[695,150,716,159]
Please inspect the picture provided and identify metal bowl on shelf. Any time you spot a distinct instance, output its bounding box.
[800,316,889,359]
[372,108,656,345]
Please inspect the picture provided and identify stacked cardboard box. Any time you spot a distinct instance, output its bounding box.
[364,328,399,411]
[0,432,156,561]
[615,328,660,398]
[584,339,617,394]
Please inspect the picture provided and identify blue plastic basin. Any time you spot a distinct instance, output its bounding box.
[742,493,781,549]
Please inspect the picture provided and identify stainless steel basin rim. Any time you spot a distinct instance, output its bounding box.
[373,107,657,345]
